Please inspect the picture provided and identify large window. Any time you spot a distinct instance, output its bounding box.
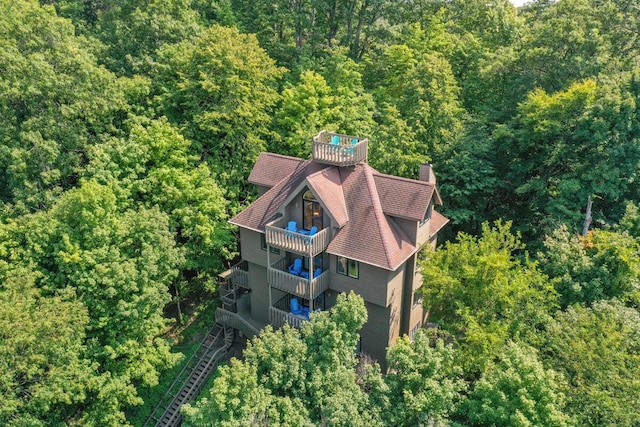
[337,256,359,279]
[303,190,323,231]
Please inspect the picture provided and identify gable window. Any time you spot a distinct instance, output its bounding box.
[303,190,323,231]
[337,256,359,279]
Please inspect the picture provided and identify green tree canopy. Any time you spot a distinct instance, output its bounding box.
[419,221,558,372]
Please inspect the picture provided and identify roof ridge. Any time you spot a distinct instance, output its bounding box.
[363,165,395,269]
[372,170,435,187]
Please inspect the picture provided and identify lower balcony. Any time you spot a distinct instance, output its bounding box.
[218,260,249,289]
[268,258,329,300]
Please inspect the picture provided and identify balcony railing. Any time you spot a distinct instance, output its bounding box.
[313,130,368,166]
[268,258,329,300]
[219,260,250,289]
[216,307,260,338]
[265,217,329,257]
[269,306,307,329]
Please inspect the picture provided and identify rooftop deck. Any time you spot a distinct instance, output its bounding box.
[313,130,368,166]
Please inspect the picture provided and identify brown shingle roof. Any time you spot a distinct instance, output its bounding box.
[306,167,348,227]
[373,173,434,221]
[430,210,449,236]
[326,164,416,270]
[231,160,325,232]
[248,152,305,188]
[231,157,446,270]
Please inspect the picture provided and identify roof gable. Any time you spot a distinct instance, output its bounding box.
[248,152,305,189]
[306,167,348,228]
[373,173,434,221]
[326,165,416,270]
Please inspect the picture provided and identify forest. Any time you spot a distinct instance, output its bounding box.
[0,0,638,425]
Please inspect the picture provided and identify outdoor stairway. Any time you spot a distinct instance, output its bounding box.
[143,323,229,427]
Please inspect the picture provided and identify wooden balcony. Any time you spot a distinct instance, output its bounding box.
[313,130,368,166]
[218,260,250,289]
[269,306,307,329]
[265,217,329,257]
[215,307,261,338]
[268,258,329,300]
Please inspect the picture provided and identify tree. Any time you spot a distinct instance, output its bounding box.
[364,24,465,156]
[183,293,384,426]
[458,341,571,427]
[0,181,183,425]
[539,225,640,307]
[384,329,465,426]
[0,264,94,426]
[0,0,130,211]
[497,77,640,238]
[419,221,558,372]
[542,300,640,426]
[85,119,235,301]
[152,25,284,210]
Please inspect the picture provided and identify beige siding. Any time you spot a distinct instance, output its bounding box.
[239,228,268,267]
[329,257,389,307]
[394,217,419,246]
[417,218,431,247]
[248,263,269,324]
[360,301,390,366]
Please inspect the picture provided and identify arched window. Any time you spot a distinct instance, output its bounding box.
[303,190,323,231]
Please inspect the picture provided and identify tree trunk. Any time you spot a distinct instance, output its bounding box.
[582,195,593,236]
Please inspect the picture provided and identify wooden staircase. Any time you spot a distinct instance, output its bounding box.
[143,323,230,427]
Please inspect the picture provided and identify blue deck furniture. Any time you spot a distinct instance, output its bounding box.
[343,138,358,155]
[330,135,340,152]
[288,258,303,276]
[300,267,322,280]
[301,226,317,244]
[285,220,297,237]
[290,297,302,315]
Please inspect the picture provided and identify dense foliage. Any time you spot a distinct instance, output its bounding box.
[1,0,639,424]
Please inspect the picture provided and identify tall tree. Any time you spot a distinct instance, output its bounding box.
[152,25,284,210]
[0,0,129,211]
[542,300,640,426]
[419,221,558,372]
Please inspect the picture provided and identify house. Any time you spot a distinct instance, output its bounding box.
[216,131,449,365]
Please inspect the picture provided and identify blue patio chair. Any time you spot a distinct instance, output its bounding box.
[288,258,303,276]
[330,135,340,152]
[302,267,322,280]
[302,226,317,244]
[299,225,317,235]
[343,138,358,155]
[290,297,302,315]
[285,220,297,237]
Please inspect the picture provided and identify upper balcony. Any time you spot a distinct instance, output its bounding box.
[313,131,368,167]
[265,217,329,257]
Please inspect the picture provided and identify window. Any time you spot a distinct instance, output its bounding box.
[260,234,280,254]
[303,190,323,231]
[413,290,423,307]
[337,256,359,279]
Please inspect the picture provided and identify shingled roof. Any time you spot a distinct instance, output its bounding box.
[248,152,305,189]
[230,155,448,270]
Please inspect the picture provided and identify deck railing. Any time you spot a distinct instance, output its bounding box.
[219,260,250,289]
[265,217,329,257]
[268,258,329,300]
[313,130,368,166]
[269,306,307,329]
[215,308,260,338]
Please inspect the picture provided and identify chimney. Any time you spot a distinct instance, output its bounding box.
[419,163,436,184]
